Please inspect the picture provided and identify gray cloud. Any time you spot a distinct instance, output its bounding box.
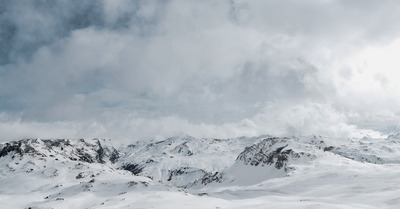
[1,0,400,142]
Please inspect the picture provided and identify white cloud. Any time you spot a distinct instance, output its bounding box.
[1,0,400,143]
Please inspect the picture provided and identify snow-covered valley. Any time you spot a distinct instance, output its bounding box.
[1,135,400,209]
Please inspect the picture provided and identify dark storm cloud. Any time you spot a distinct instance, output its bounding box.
[0,0,166,65]
[1,0,400,141]
[1,0,100,64]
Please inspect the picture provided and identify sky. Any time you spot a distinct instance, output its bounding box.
[1,0,400,143]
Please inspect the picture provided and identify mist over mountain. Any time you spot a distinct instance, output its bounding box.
[2,1,400,208]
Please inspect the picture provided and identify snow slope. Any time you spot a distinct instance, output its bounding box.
[1,135,400,208]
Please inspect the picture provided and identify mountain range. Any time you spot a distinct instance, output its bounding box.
[1,134,400,208]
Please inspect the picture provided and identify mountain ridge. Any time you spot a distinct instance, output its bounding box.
[2,134,400,208]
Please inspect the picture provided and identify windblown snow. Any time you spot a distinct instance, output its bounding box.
[1,135,400,209]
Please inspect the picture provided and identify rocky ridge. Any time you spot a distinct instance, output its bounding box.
[1,135,400,189]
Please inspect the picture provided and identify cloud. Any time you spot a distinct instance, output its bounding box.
[1,0,400,142]
[0,102,384,144]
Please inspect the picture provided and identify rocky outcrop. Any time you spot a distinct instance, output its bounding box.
[121,163,144,175]
[0,141,23,157]
[236,137,315,172]
[198,172,224,185]
[0,138,119,164]
[171,142,194,156]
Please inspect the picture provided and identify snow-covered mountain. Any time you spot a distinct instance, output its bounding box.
[1,135,400,208]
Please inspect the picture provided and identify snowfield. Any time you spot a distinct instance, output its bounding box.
[1,135,400,209]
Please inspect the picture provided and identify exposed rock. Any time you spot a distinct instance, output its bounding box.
[110,149,120,163]
[166,167,207,188]
[236,137,315,172]
[199,172,224,185]
[121,163,144,175]
[0,142,23,157]
[0,138,119,165]
[76,172,85,179]
[171,142,194,156]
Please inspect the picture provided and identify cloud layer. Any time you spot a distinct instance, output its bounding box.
[1,0,400,142]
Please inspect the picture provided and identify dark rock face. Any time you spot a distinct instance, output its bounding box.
[0,138,120,165]
[121,163,144,175]
[0,139,46,158]
[167,168,188,181]
[0,142,23,157]
[75,148,97,163]
[166,167,207,188]
[236,137,315,172]
[109,149,120,163]
[95,140,106,164]
[42,139,71,148]
[75,172,85,179]
[200,172,223,185]
[171,142,194,156]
